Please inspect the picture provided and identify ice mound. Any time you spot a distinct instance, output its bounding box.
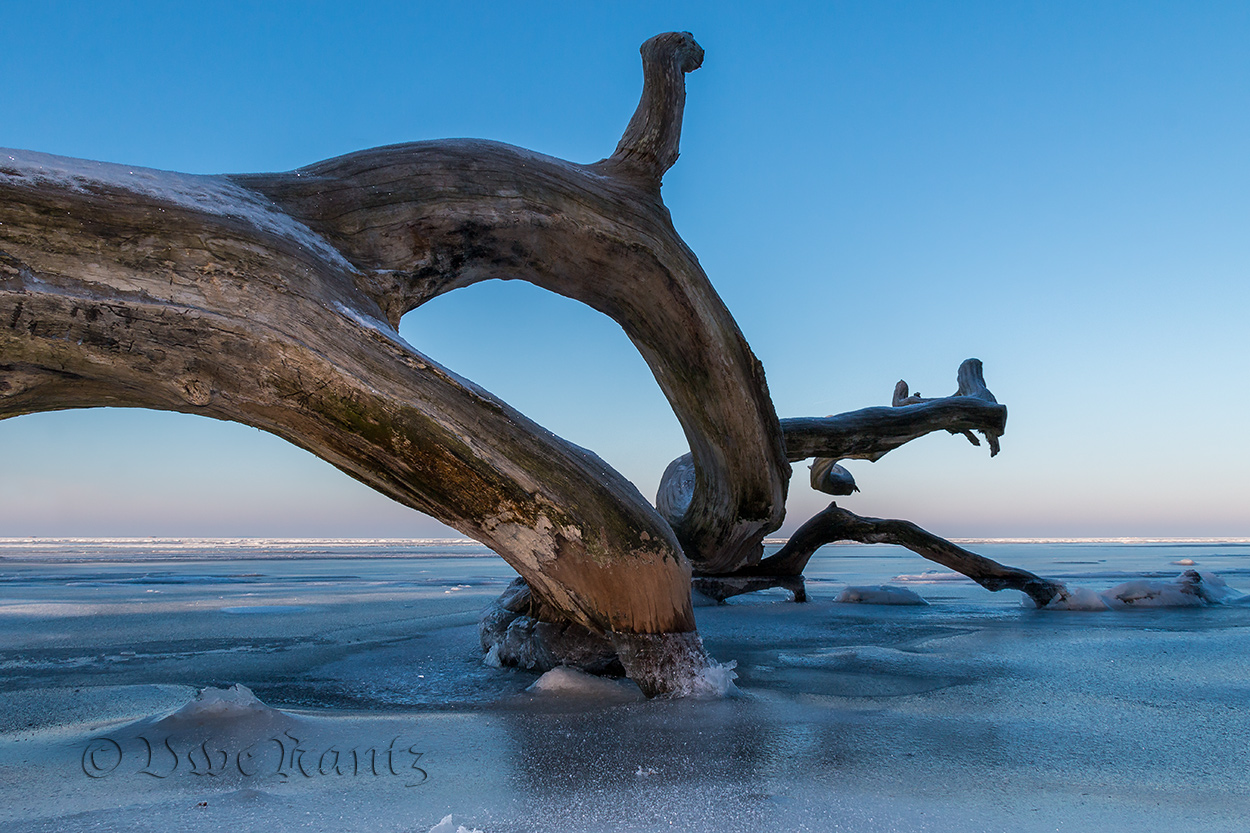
[779,645,941,673]
[148,684,293,733]
[429,815,484,833]
[526,667,644,702]
[835,585,928,605]
[1044,570,1246,611]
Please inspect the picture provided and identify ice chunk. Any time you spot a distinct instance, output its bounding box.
[1104,570,1244,608]
[482,643,503,668]
[526,667,644,701]
[1044,587,1112,611]
[429,814,484,833]
[1044,570,1245,611]
[171,684,271,719]
[683,658,739,699]
[835,585,928,605]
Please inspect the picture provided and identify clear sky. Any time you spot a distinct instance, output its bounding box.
[1,1,1247,539]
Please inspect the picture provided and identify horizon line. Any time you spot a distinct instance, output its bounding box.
[2,536,1249,546]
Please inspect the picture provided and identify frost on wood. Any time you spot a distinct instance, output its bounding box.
[0,32,1057,695]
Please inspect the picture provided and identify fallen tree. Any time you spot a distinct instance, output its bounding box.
[0,32,1064,696]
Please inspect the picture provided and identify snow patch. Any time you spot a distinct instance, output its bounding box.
[835,585,928,605]
[0,147,354,270]
[331,300,417,350]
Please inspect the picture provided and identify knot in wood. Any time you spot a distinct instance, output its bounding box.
[180,378,212,407]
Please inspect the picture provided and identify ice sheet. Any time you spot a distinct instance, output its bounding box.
[2,541,1250,832]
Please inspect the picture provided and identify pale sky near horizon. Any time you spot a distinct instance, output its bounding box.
[1,1,1247,539]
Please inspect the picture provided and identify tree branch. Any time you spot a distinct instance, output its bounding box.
[752,502,1066,608]
[781,359,1006,463]
[597,31,705,184]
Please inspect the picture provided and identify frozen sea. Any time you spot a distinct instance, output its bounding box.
[2,538,1249,832]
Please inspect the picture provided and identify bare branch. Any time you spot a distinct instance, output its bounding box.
[753,502,1066,608]
[781,359,1007,463]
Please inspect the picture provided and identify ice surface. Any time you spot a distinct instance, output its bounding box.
[835,585,929,605]
[3,541,1250,832]
[889,570,969,583]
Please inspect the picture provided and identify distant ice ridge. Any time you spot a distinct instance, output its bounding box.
[836,585,928,605]
[1043,570,1247,611]
[0,537,495,561]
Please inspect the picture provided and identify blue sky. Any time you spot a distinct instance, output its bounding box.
[2,1,1247,538]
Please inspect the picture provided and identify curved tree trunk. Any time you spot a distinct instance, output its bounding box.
[0,32,1057,693]
[230,32,791,576]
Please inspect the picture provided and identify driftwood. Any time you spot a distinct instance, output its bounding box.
[0,32,1060,694]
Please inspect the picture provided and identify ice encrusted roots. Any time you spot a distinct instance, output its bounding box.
[608,631,738,699]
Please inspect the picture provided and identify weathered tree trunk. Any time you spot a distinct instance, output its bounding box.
[0,32,1058,694]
